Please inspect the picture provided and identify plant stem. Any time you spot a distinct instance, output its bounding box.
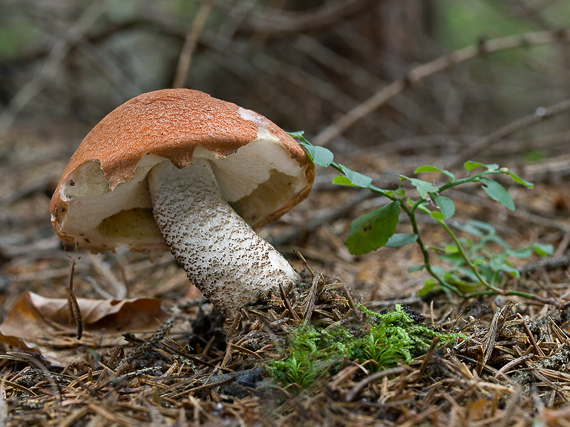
[438,170,504,192]
[436,218,506,295]
[399,203,463,297]
[464,289,562,307]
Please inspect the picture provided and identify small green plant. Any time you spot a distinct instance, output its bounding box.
[268,304,463,390]
[423,219,552,296]
[291,132,553,301]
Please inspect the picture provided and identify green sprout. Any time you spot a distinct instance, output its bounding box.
[290,131,553,301]
[422,220,553,296]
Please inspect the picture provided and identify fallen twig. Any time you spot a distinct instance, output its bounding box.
[314,29,570,146]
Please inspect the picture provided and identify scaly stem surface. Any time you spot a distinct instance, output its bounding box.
[148,159,297,317]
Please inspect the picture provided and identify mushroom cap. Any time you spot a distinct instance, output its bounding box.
[50,89,315,253]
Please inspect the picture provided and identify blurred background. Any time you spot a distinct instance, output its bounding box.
[1,0,570,310]
[2,0,570,146]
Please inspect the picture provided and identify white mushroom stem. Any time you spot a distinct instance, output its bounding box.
[148,159,298,317]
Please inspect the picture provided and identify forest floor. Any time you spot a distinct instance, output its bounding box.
[2,117,570,426]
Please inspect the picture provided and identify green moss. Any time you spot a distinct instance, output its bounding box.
[268,323,351,390]
[267,304,463,391]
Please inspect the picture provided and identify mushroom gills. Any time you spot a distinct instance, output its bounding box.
[147,159,298,317]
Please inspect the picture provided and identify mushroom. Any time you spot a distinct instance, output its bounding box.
[50,89,315,317]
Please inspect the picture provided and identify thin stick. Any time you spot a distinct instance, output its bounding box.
[342,284,356,310]
[448,97,570,169]
[0,1,106,139]
[66,257,83,340]
[418,337,440,375]
[89,253,127,299]
[294,250,314,278]
[313,29,570,146]
[279,282,299,321]
[303,273,320,324]
[66,257,75,323]
[179,376,236,398]
[172,0,216,88]
[345,366,408,402]
[496,388,522,427]
[494,354,533,379]
[518,313,546,357]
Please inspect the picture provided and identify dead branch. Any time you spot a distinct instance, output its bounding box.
[88,253,127,300]
[313,29,570,146]
[236,0,374,34]
[445,188,570,233]
[172,0,216,88]
[0,1,107,140]
[523,153,570,183]
[449,97,570,169]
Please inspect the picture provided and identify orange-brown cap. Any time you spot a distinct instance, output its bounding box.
[50,89,315,253]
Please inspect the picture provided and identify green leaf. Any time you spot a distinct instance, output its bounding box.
[399,176,438,199]
[288,130,305,140]
[345,201,400,255]
[450,221,483,237]
[408,264,425,273]
[455,267,480,283]
[507,248,532,258]
[505,170,533,188]
[432,194,455,218]
[312,146,334,167]
[445,245,458,254]
[386,233,418,248]
[444,272,467,286]
[386,189,406,198]
[489,254,508,269]
[429,211,446,221]
[439,253,463,263]
[418,280,438,296]
[466,220,496,233]
[340,164,373,188]
[332,176,358,187]
[480,177,515,211]
[497,264,520,277]
[464,161,499,171]
[531,243,554,257]
[431,266,448,278]
[293,133,335,167]
[414,165,455,181]
[455,281,486,293]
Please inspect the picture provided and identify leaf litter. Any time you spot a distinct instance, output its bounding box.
[0,291,169,364]
[4,124,570,425]
[1,263,570,426]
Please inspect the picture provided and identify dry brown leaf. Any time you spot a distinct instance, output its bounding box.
[0,291,169,365]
